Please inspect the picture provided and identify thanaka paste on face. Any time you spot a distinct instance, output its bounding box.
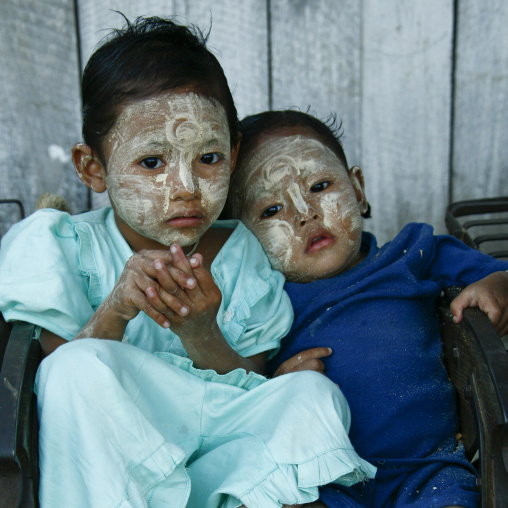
[103,93,231,248]
[238,135,364,282]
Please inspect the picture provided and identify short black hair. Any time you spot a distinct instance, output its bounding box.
[81,14,238,161]
[226,109,371,219]
[237,109,349,169]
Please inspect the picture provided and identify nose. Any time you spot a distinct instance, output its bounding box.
[288,182,318,227]
[295,206,319,227]
[168,159,199,201]
[170,181,198,201]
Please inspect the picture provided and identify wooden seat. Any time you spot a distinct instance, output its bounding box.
[438,287,508,507]
[0,317,40,508]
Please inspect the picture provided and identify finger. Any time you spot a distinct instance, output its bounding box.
[146,286,189,318]
[189,253,202,269]
[294,347,333,363]
[273,348,332,376]
[138,249,175,262]
[274,359,326,377]
[135,288,171,329]
[153,259,186,297]
[191,266,222,297]
[450,289,477,324]
[291,358,327,374]
[479,297,502,327]
[170,244,194,275]
[126,251,174,282]
[154,260,196,290]
[284,347,332,369]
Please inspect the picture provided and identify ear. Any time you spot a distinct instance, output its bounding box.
[349,166,369,215]
[72,143,107,193]
[229,133,242,175]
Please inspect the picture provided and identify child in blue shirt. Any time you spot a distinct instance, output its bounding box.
[0,21,375,508]
[226,109,508,508]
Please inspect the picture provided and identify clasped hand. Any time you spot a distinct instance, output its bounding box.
[106,244,221,340]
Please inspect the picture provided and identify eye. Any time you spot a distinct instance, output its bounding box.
[261,204,283,218]
[310,181,330,192]
[200,153,222,164]
[140,157,164,170]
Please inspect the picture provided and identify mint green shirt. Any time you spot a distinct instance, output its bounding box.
[0,207,292,358]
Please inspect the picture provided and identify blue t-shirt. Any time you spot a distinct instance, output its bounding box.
[269,223,508,463]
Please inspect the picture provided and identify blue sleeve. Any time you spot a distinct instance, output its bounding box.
[0,209,94,340]
[428,233,508,286]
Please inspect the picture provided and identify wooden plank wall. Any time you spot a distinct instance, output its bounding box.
[0,0,84,236]
[1,0,507,246]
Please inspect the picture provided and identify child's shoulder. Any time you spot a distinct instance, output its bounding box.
[210,220,278,281]
[1,207,116,259]
[6,206,111,232]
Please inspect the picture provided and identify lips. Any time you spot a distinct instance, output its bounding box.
[305,228,336,254]
[166,209,204,228]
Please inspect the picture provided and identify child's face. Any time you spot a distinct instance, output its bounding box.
[236,128,367,282]
[102,92,234,251]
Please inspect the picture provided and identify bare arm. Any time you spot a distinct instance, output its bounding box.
[40,249,194,356]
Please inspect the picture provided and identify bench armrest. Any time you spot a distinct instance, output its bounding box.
[438,286,508,507]
[0,319,41,508]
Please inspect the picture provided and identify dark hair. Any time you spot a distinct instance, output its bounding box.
[227,109,371,218]
[237,109,349,169]
[81,14,238,161]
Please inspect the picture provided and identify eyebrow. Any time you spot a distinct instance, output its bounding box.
[247,189,281,206]
[201,137,229,150]
[144,141,167,150]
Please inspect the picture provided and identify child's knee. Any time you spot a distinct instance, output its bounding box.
[282,370,351,421]
[36,339,114,397]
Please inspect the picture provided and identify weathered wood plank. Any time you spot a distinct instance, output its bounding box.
[452,0,508,202]
[0,0,84,236]
[269,0,362,167]
[76,0,269,209]
[361,0,454,244]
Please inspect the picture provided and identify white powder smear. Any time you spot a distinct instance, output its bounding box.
[104,92,231,248]
[237,134,366,282]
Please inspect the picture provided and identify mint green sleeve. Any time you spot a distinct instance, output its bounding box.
[0,209,94,340]
[213,222,294,359]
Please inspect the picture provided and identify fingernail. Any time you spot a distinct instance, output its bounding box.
[154,260,164,270]
[146,287,156,297]
[181,306,189,315]
[190,258,199,267]
[327,348,333,353]
[170,245,178,254]
[162,320,170,328]
[187,278,195,287]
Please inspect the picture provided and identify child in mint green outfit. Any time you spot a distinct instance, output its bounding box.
[0,17,375,508]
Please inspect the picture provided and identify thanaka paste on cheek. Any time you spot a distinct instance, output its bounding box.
[239,135,364,282]
[104,93,231,247]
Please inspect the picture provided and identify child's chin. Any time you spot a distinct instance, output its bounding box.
[286,260,349,283]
